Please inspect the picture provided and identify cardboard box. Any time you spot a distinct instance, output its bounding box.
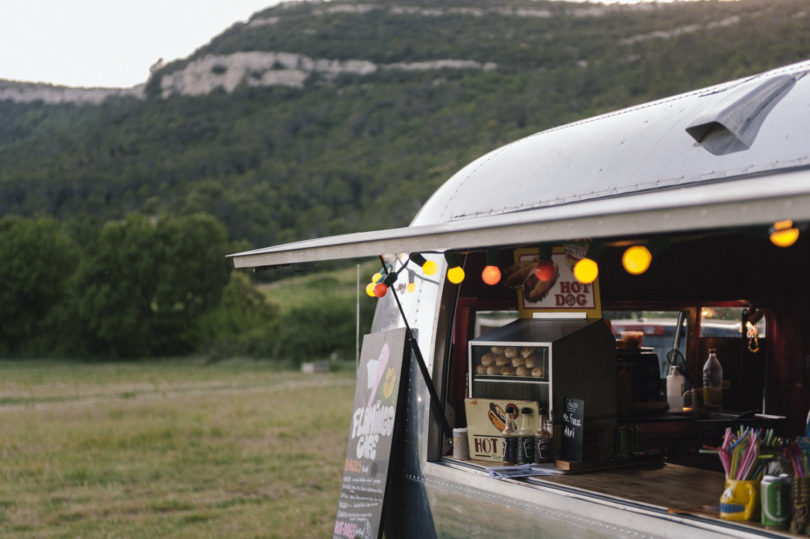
[464,398,540,462]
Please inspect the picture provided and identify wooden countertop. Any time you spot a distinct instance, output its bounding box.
[532,461,723,515]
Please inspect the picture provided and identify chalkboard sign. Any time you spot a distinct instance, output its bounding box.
[334,328,409,539]
[561,397,585,462]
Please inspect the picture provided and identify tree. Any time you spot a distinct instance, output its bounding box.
[0,216,79,354]
[74,213,231,357]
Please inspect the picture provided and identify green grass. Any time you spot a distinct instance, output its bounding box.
[0,358,356,537]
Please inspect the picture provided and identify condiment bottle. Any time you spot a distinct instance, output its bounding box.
[666,365,685,412]
[702,347,723,409]
[534,409,553,464]
[516,407,535,464]
[501,407,518,465]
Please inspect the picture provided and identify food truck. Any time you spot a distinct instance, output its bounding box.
[230,59,810,537]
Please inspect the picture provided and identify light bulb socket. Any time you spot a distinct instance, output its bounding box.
[537,243,553,261]
[409,253,428,267]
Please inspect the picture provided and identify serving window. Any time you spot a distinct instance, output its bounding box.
[433,229,807,532]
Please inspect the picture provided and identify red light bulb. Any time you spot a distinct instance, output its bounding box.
[534,260,555,281]
[373,283,388,297]
[481,265,502,286]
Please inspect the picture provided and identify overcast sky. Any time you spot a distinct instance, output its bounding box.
[1,0,683,88]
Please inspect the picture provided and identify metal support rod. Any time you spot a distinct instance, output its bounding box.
[380,256,452,438]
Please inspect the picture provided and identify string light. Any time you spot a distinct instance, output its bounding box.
[481,265,501,286]
[481,249,501,286]
[770,220,799,247]
[447,266,465,284]
[534,260,555,282]
[622,245,652,275]
[409,253,438,275]
[407,270,416,293]
[573,242,603,284]
[445,253,465,284]
[373,283,388,298]
[573,258,599,284]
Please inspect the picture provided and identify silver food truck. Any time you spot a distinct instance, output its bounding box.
[230,59,810,537]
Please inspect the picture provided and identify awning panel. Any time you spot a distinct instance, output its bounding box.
[229,172,810,269]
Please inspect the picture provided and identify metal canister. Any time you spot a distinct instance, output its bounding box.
[761,474,791,529]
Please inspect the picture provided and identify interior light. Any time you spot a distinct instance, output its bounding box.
[573,258,598,284]
[481,265,501,286]
[770,220,799,247]
[365,282,376,297]
[622,245,652,275]
[373,283,388,298]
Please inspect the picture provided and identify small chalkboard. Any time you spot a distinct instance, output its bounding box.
[334,328,409,539]
[561,397,584,462]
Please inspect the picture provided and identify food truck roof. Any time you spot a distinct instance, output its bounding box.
[230,60,810,269]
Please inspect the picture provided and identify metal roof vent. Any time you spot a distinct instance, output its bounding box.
[686,73,801,155]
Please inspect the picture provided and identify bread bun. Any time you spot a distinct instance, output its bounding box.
[516,366,530,377]
[490,346,503,354]
[504,347,517,358]
[501,366,516,376]
[520,347,535,358]
[487,365,500,375]
[511,356,524,368]
[532,366,544,378]
[480,353,495,367]
[476,364,487,375]
[524,357,537,369]
[495,356,509,367]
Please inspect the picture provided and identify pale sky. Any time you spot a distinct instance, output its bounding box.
[1,0,681,89]
[0,1,282,88]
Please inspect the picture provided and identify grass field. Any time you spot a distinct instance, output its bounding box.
[0,359,356,538]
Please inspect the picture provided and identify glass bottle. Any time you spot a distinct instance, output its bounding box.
[516,407,534,464]
[702,347,723,409]
[534,409,553,464]
[501,407,518,465]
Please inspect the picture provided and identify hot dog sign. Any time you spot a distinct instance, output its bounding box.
[507,246,602,319]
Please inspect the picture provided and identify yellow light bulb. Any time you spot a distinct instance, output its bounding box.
[365,282,376,297]
[447,266,465,284]
[622,245,652,275]
[770,220,799,247]
[372,272,382,283]
[573,258,598,284]
[422,259,438,276]
[407,282,416,293]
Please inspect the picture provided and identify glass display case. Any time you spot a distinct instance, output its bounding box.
[468,318,617,429]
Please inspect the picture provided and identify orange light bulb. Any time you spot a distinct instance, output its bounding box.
[481,265,502,286]
[534,260,555,281]
[373,283,388,297]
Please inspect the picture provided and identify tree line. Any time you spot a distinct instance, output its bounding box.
[0,212,370,361]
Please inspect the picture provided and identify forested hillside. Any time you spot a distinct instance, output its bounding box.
[1,0,808,359]
[2,0,808,247]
